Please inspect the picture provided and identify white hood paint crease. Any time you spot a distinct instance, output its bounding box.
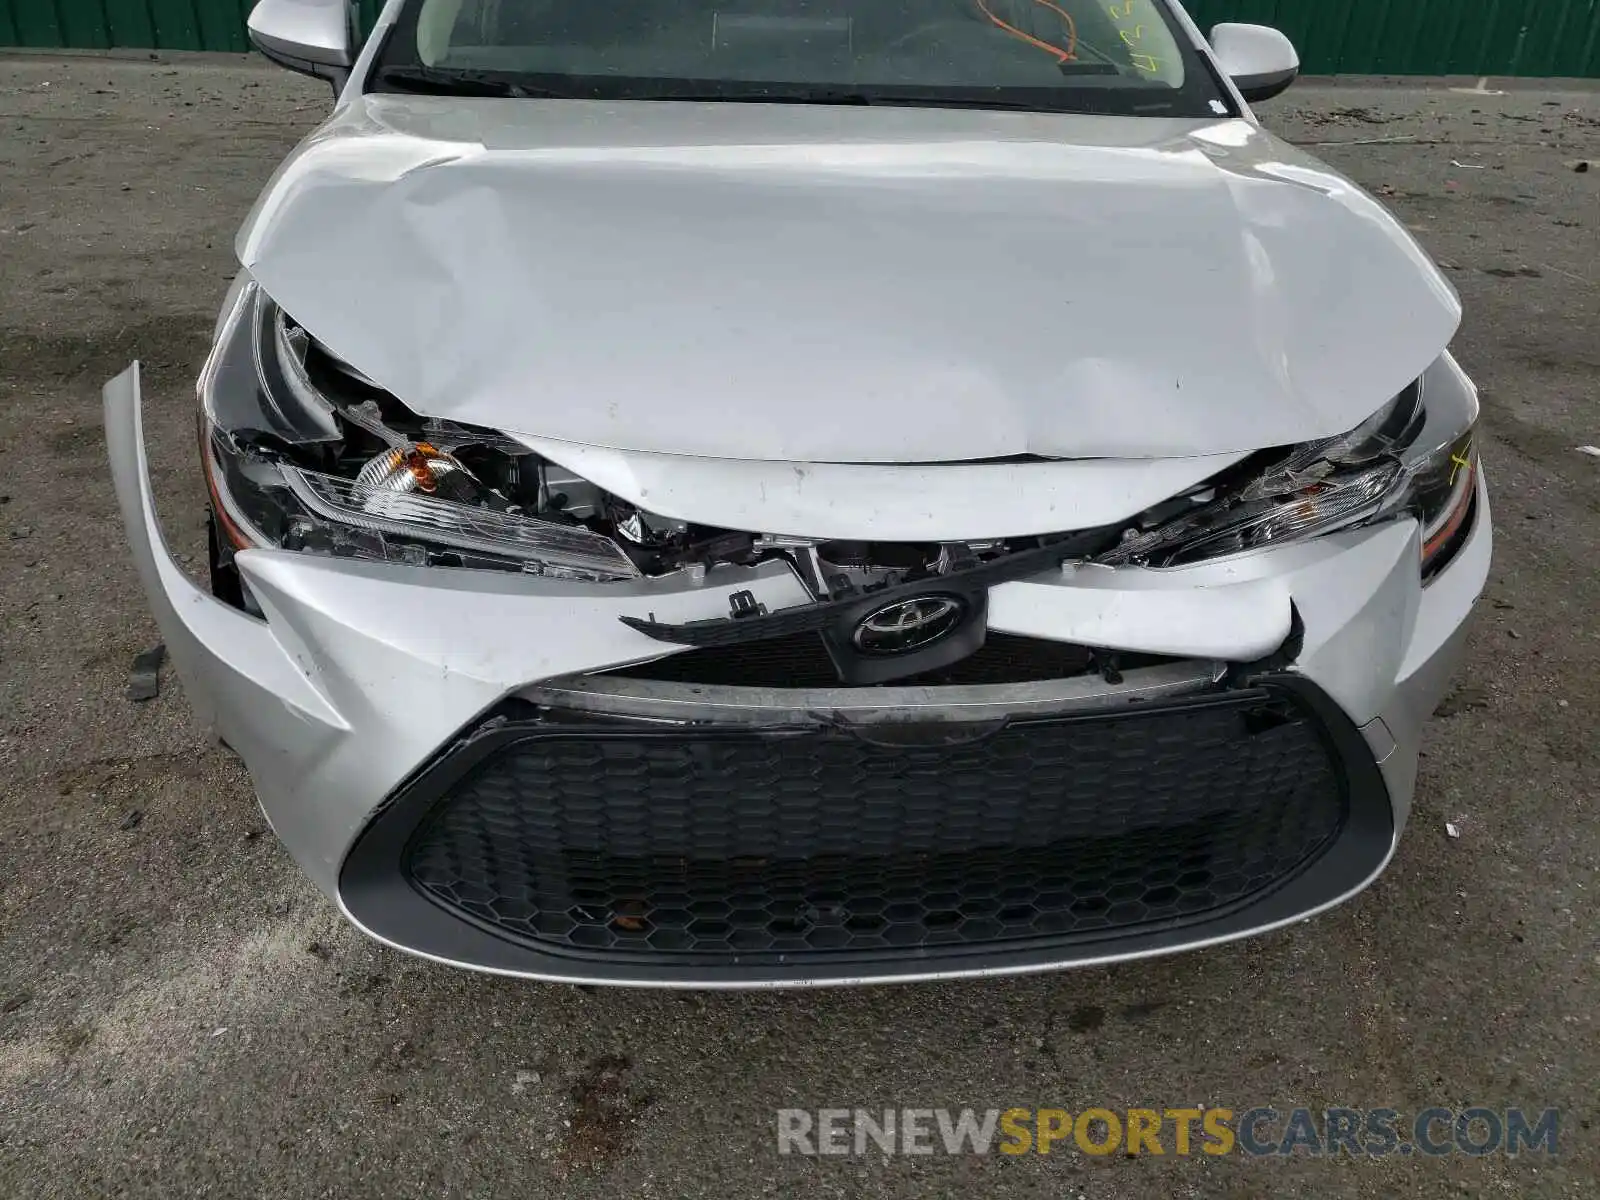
[238,96,1461,464]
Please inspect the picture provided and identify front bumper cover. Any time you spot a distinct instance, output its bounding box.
[105,363,1493,987]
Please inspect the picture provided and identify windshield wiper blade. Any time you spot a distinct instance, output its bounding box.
[370,70,1126,110]
[1056,60,1122,75]
[816,91,1110,112]
[855,93,1079,110]
[371,66,574,99]
[621,90,1081,112]
[629,90,872,105]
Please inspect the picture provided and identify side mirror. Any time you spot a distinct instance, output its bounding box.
[1209,23,1299,104]
[248,0,353,91]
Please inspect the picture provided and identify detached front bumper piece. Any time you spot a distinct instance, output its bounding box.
[106,364,1491,987]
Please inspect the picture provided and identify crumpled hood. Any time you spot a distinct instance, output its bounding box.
[238,96,1459,462]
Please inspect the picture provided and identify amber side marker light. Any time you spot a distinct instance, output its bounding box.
[1421,441,1477,573]
[197,414,259,552]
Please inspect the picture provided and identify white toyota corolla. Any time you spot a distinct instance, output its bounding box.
[105,0,1490,985]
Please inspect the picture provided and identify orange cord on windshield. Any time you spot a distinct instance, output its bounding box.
[973,0,1078,63]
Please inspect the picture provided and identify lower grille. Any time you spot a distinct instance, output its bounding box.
[401,690,1348,962]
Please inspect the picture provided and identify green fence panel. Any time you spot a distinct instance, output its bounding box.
[1180,0,1600,76]
[57,0,110,47]
[101,0,157,47]
[4,0,1600,77]
[147,0,203,50]
[193,0,254,51]
[6,0,65,48]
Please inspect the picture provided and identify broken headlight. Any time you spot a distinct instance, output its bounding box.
[199,281,641,582]
[1100,371,1479,574]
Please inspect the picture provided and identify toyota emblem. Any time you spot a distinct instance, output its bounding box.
[851,595,967,656]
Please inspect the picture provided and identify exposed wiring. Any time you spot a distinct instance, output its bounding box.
[972,0,1078,63]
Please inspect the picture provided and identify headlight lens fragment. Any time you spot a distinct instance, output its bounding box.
[1099,381,1478,570]
[279,466,642,580]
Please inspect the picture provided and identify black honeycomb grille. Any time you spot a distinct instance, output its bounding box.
[403,693,1347,960]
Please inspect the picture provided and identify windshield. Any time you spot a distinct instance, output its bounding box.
[370,0,1231,117]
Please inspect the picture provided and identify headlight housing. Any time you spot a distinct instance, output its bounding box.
[1097,372,1479,576]
[200,282,643,582]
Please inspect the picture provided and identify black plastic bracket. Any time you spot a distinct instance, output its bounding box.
[618,528,1115,651]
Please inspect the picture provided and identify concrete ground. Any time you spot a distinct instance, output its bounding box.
[0,54,1596,1198]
